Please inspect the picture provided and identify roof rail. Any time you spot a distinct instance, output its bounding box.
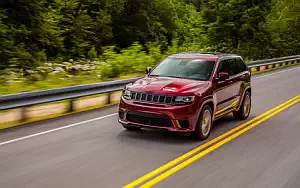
[176,52,236,56]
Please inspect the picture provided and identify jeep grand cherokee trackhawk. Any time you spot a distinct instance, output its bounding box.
[118,52,251,140]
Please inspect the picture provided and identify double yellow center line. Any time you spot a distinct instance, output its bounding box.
[124,94,300,188]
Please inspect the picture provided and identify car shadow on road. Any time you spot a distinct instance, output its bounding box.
[116,114,257,147]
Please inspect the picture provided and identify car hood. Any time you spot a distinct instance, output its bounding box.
[127,76,209,95]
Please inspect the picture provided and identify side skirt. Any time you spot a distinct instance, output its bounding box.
[213,108,235,121]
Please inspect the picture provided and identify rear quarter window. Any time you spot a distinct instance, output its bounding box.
[236,58,247,72]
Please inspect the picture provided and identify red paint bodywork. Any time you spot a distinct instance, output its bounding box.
[118,54,251,132]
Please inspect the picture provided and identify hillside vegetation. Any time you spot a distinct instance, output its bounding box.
[0,0,299,94]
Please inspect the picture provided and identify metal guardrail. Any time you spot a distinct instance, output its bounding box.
[247,55,300,71]
[0,77,140,111]
[0,55,300,112]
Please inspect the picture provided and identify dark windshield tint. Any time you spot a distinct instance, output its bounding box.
[150,58,215,81]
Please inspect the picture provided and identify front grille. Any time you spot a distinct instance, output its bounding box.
[126,111,172,127]
[136,93,141,100]
[130,92,174,104]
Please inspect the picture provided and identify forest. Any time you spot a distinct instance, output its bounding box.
[0,0,299,94]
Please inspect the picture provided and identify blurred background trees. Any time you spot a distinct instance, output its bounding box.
[0,0,299,93]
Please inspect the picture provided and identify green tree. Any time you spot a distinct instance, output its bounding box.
[0,0,299,72]
[200,0,272,56]
[0,0,62,69]
[113,0,179,48]
[0,10,14,69]
[267,0,300,56]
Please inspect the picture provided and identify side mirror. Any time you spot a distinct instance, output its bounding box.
[217,72,230,81]
[146,67,152,74]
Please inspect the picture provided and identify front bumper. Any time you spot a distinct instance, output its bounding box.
[118,97,201,132]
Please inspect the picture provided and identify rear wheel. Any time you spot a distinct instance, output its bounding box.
[233,91,251,120]
[192,105,212,140]
[122,124,141,131]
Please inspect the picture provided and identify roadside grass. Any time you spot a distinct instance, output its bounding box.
[0,73,142,95]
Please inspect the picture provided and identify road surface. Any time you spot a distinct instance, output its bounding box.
[0,66,300,188]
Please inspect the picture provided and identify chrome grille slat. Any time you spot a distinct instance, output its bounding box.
[134,92,137,100]
[151,95,154,102]
[153,95,159,102]
[130,92,173,105]
[159,96,165,103]
[136,93,141,100]
[146,94,153,102]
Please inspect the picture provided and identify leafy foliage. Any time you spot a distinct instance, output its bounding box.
[266,0,300,56]
[0,0,299,94]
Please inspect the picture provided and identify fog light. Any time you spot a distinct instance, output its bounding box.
[119,111,125,120]
[178,120,190,129]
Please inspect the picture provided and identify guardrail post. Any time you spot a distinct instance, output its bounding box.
[68,99,75,112]
[20,107,27,122]
[272,64,276,68]
[257,66,260,71]
[107,93,111,104]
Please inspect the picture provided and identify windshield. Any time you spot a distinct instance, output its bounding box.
[149,58,215,81]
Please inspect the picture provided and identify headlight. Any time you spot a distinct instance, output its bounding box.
[122,90,132,100]
[174,96,195,104]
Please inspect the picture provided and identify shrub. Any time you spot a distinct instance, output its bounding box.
[88,46,98,60]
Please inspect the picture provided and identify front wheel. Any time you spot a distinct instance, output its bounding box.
[233,91,251,120]
[192,105,213,140]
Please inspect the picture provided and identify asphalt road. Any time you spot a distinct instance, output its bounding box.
[1,66,300,188]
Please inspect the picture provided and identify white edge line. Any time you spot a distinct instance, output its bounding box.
[0,113,118,146]
[1,65,300,146]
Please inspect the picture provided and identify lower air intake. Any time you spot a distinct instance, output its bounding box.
[126,111,172,127]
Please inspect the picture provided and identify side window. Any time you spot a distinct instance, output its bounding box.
[236,58,247,72]
[218,60,234,76]
[230,58,240,75]
[218,58,247,77]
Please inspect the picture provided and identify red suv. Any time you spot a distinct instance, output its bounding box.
[118,53,251,140]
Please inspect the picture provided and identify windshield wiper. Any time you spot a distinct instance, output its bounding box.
[150,75,183,79]
[164,76,184,79]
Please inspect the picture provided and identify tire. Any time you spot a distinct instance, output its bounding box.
[233,91,251,120]
[192,105,213,140]
[122,124,141,131]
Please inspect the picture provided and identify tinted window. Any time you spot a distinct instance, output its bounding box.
[230,58,241,75]
[235,58,247,72]
[218,58,247,77]
[218,60,234,76]
[150,58,215,81]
